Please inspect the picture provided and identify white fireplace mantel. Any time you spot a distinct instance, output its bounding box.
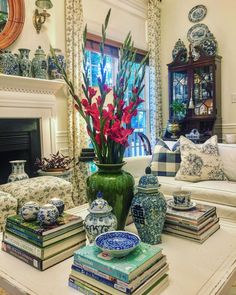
[0,74,66,156]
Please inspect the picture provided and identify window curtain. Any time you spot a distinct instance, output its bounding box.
[65,0,88,205]
[147,0,163,147]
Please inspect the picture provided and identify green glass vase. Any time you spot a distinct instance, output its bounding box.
[86,162,134,230]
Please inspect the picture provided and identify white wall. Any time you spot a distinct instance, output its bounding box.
[161,0,236,136]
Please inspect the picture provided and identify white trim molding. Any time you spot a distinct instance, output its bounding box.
[0,74,66,157]
[103,0,147,19]
[56,131,69,155]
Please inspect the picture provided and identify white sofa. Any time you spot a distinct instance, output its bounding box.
[124,143,236,223]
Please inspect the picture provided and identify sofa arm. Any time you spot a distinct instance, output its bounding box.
[0,176,74,211]
[0,191,17,231]
[124,156,152,178]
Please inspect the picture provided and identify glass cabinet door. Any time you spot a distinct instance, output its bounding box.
[171,71,188,103]
[193,65,214,116]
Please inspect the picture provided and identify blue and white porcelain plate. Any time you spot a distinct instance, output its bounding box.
[95,231,141,257]
[188,5,207,23]
[167,199,196,211]
[187,23,209,45]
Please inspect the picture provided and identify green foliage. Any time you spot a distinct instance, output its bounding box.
[170,100,186,122]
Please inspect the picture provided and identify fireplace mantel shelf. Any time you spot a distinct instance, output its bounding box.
[0,74,66,95]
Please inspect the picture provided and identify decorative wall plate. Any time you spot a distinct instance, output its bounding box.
[188,5,207,23]
[95,231,140,257]
[200,37,218,56]
[187,23,209,44]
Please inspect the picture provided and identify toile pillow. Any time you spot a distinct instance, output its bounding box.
[175,135,226,182]
[150,138,181,177]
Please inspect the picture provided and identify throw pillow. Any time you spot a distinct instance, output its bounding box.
[175,135,226,182]
[150,138,181,177]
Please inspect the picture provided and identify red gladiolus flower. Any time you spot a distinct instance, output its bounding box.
[96,96,103,106]
[103,84,112,94]
[81,99,89,108]
[113,93,118,100]
[132,87,138,94]
[88,87,97,99]
[95,133,102,146]
[135,97,145,105]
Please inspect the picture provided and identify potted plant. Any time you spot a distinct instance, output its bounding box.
[35,152,73,182]
[167,100,186,138]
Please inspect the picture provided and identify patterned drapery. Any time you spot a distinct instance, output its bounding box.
[147,0,163,147]
[65,0,88,205]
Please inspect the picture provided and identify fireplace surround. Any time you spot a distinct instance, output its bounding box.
[0,74,66,183]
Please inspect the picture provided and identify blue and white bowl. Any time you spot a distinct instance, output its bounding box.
[37,204,59,226]
[21,201,40,221]
[49,198,65,215]
[95,231,141,257]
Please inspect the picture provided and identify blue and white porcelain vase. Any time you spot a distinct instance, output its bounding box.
[32,46,47,79]
[21,201,40,221]
[84,192,117,242]
[0,50,19,75]
[131,167,167,244]
[37,204,59,226]
[18,48,32,77]
[48,48,66,79]
[8,160,29,183]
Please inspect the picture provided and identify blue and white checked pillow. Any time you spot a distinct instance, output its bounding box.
[150,139,181,177]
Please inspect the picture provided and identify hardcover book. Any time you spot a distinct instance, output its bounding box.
[69,272,168,295]
[166,203,216,224]
[164,222,220,243]
[6,212,83,236]
[2,240,86,271]
[6,223,84,247]
[74,243,163,283]
[71,261,168,294]
[3,231,86,259]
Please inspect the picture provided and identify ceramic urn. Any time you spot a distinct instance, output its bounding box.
[131,167,167,244]
[84,192,117,242]
[37,204,59,225]
[21,201,40,221]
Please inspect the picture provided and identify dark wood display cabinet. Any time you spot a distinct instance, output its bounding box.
[166,52,222,142]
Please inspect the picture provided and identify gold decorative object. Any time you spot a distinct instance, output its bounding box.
[167,121,181,139]
[33,0,53,34]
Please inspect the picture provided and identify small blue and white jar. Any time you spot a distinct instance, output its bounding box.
[37,204,59,226]
[131,167,167,244]
[84,192,117,242]
[49,198,64,215]
[21,201,40,221]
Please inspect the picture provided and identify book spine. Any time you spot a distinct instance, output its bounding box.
[2,241,42,270]
[74,254,129,283]
[4,232,42,258]
[69,277,101,295]
[6,224,43,247]
[72,264,131,294]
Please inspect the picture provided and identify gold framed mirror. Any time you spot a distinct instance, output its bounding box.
[0,0,25,49]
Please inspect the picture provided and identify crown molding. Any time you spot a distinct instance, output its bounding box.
[103,0,147,19]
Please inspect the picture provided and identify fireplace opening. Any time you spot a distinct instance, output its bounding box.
[0,119,41,184]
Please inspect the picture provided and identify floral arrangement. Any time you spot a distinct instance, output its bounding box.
[51,10,148,164]
[35,152,73,171]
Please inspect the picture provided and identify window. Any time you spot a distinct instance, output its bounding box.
[85,39,150,157]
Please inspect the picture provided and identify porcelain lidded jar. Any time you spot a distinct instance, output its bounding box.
[84,192,117,242]
[32,46,47,79]
[48,48,66,79]
[21,201,40,221]
[18,48,32,77]
[37,204,59,226]
[49,198,65,215]
[131,167,167,244]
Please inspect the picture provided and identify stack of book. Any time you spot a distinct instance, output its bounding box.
[68,243,169,295]
[164,203,220,243]
[2,212,86,270]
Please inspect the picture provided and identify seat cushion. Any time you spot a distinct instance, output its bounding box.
[0,191,17,231]
[158,176,188,195]
[218,143,236,181]
[182,181,236,207]
[175,136,226,182]
[0,176,74,211]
